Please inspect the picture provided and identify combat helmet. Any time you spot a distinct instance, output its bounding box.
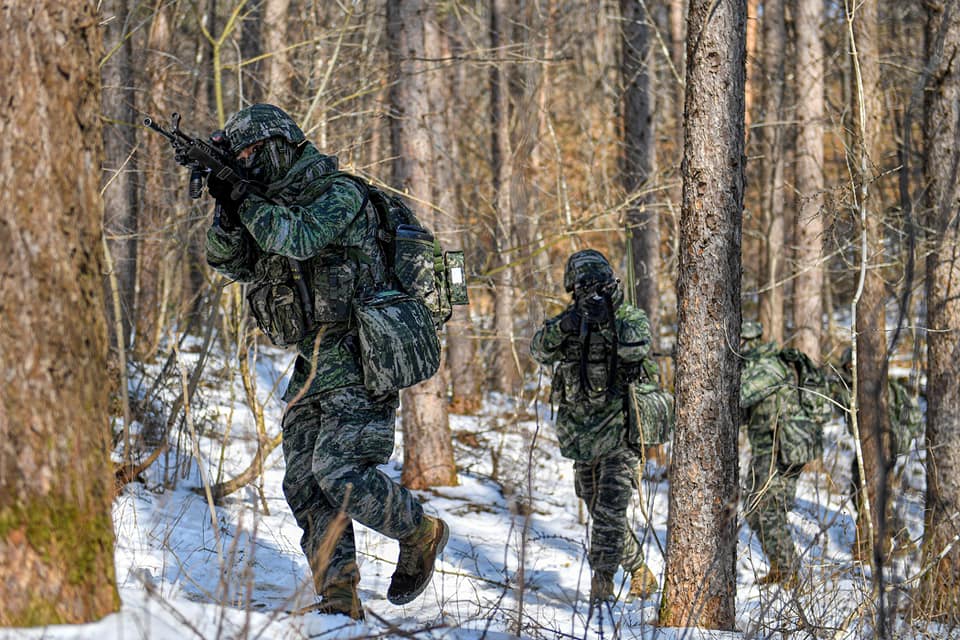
[741,321,763,341]
[223,104,307,184]
[223,104,305,153]
[564,249,616,294]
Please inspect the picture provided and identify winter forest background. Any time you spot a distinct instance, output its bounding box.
[1,0,959,638]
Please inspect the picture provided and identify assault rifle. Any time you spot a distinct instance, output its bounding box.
[145,113,315,328]
[143,112,268,214]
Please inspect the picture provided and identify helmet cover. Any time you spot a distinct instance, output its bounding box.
[564,249,615,294]
[223,104,305,154]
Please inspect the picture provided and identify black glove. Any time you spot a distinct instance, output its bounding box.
[578,293,610,326]
[559,307,581,334]
[206,173,242,203]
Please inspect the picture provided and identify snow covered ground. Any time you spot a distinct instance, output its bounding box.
[0,337,954,639]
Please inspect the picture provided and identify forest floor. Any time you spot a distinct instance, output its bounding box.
[0,336,955,640]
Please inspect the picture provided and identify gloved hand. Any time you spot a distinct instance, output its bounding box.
[578,293,610,326]
[206,173,244,203]
[558,307,581,334]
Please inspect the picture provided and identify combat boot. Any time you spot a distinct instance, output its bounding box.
[589,571,615,603]
[387,515,449,605]
[626,563,658,601]
[315,581,364,620]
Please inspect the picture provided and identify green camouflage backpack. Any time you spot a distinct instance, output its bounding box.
[776,348,831,466]
[888,378,923,456]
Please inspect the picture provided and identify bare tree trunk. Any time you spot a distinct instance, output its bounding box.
[136,5,176,360]
[101,0,138,350]
[659,0,745,629]
[433,11,481,415]
[745,0,760,133]
[792,0,825,361]
[387,0,457,489]
[757,0,786,344]
[0,1,119,624]
[490,0,522,393]
[264,0,291,104]
[621,0,660,336]
[849,0,893,565]
[916,0,960,622]
[240,0,264,104]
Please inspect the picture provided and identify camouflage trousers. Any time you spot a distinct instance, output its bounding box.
[573,447,645,575]
[744,447,801,571]
[281,385,424,593]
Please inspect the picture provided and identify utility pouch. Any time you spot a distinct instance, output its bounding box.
[393,224,437,300]
[625,382,674,448]
[247,255,311,347]
[443,250,469,306]
[353,289,441,394]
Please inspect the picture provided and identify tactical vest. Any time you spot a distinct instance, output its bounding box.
[247,184,387,347]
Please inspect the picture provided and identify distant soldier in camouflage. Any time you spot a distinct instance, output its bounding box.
[531,249,661,604]
[204,104,448,620]
[830,347,923,554]
[740,321,829,587]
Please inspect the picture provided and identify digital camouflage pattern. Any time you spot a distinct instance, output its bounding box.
[206,105,437,603]
[281,386,423,594]
[532,255,660,593]
[530,302,654,461]
[563,249,615,293]
[829,361,924,526]
[353,290,440,394]
[625,381,674,447]
[740,341,809,573]
[223,103,306,151]
[573,447,647,575]
[206,142,388,400]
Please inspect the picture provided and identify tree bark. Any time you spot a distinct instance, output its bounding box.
[264,0,292,104]
[659,0,745,629]
[101,0,138,351]
[432,10,481,415]
[490,0,523,394]
[0,1,120,625]
[387,0,457,489]
[916,0,960,622]
[757,0,786,344]
[621,0,661,337]
[791,0,825,361]
[849,0,893,564]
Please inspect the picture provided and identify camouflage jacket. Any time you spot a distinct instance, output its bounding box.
[741,342,832,464]
[531,303,653,461]
[830,372,923,455]
[206,144,389,400]
[740,342,794,454]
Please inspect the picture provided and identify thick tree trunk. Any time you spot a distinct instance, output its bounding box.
[916,0,960,622]
[621,0,661,337]
[387,0,457,489]
[792,0,825,361]
[757,0,786,344]
[849,0,893,564]
[0,1,120,625]
[659,0,745,629]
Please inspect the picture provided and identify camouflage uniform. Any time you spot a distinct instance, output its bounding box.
[205,104,428,600]
[830,351,923,528]
[740,331,803,578]
[530,250,657,597]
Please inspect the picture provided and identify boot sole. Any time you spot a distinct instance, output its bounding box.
[387,519,450,605]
